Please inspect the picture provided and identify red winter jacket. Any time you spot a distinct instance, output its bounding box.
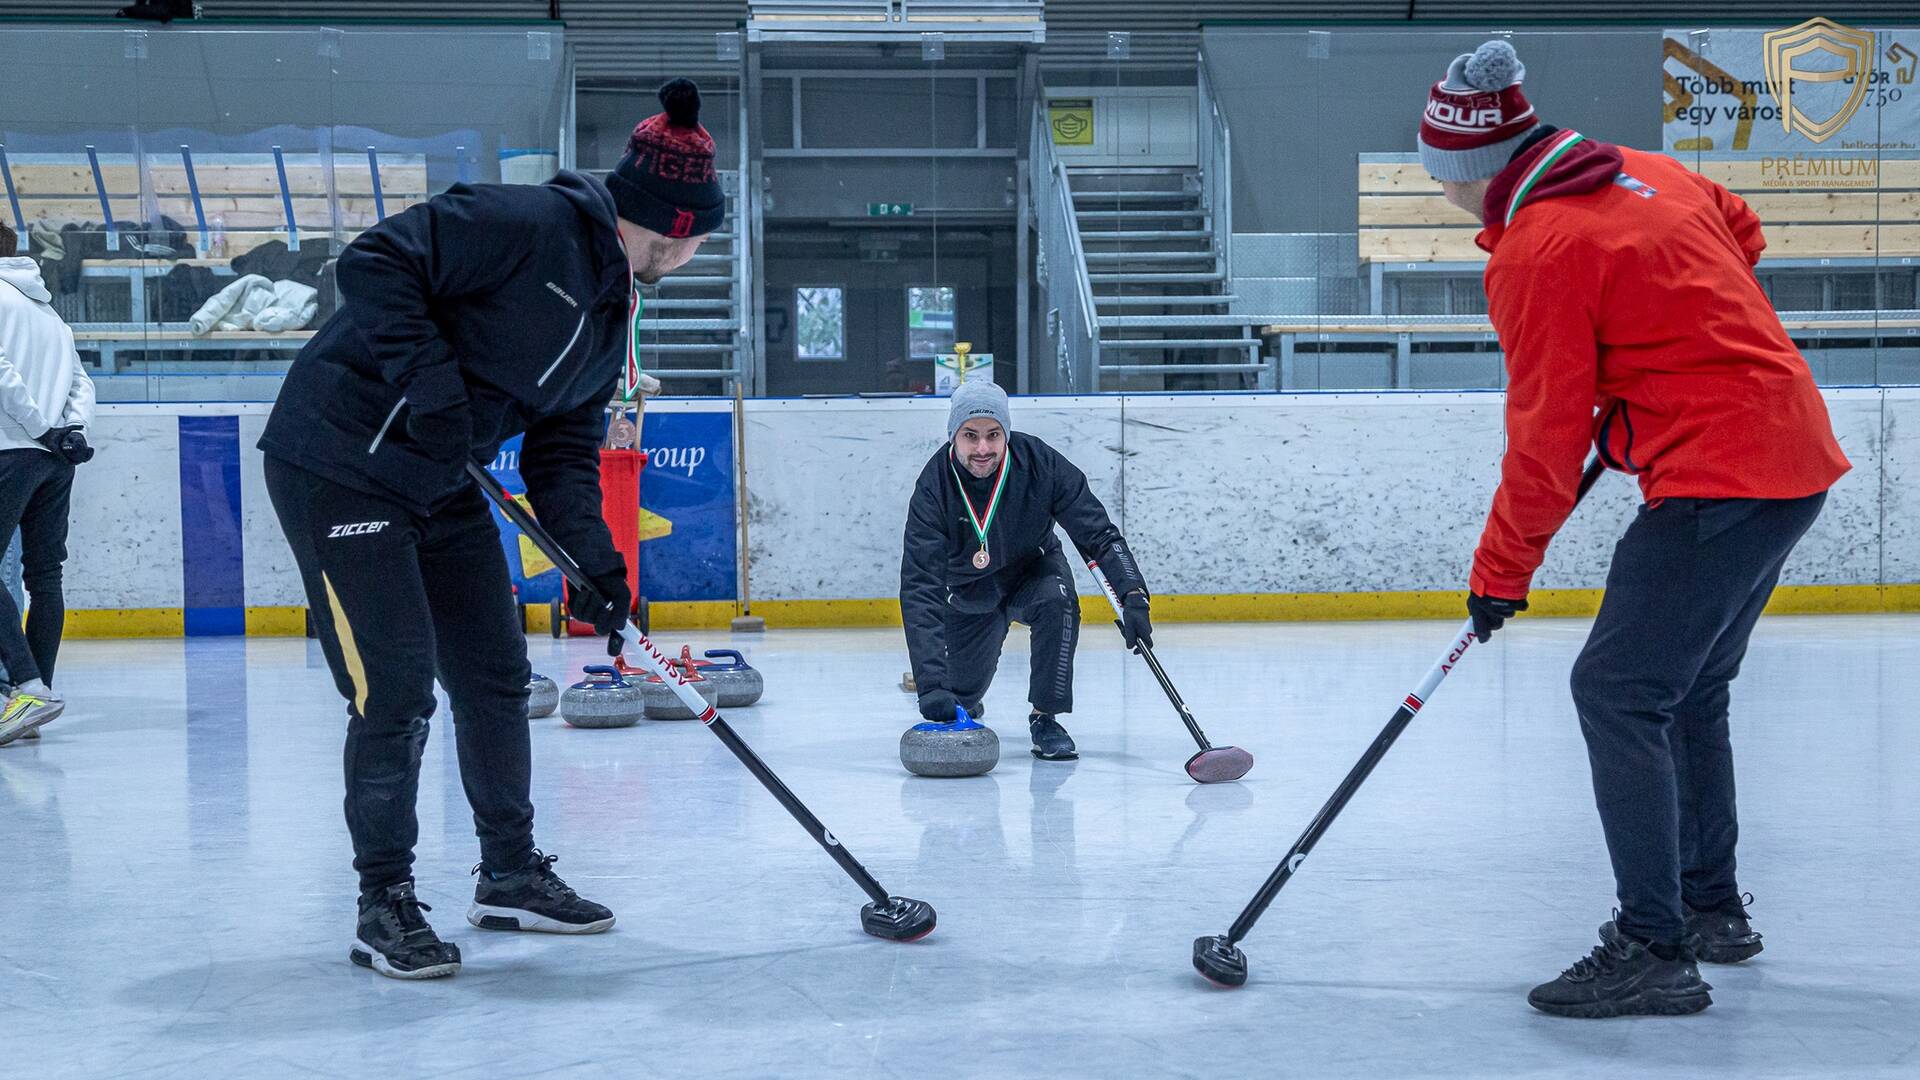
[1468,130,1850,600]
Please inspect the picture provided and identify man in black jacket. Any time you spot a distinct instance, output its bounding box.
[260,80,724,981]
[900,380,1152,761]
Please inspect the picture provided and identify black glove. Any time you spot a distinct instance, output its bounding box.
[1467,592,1528,643]
[35,425,94,465]
[569,562,633,643]
[917,689,959,724]
[1118,590,1153,651]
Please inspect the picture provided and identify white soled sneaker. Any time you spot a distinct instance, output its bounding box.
[0,682,63,746]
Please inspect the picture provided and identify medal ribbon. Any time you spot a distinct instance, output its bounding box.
[949,451,1010,553]
[621,282,645,403]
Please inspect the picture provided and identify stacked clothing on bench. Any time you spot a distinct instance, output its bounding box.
[30,217,191,297]
[233,239,343,321]
[187,275,318,334]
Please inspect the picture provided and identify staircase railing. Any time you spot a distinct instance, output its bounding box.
[1029,99,1100,392]
[1197,52,1232,292]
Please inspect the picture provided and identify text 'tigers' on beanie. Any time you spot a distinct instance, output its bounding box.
[606,78,727,238]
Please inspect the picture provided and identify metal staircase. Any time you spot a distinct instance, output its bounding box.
[633,169,748,393]
[1066,63,1263,390]
[1072,166,1257,388]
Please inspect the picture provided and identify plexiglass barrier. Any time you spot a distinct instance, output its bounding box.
[2,20,1913,400]
[0,22,571,402]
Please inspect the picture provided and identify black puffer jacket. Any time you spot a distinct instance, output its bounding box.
[900,431,1147,694]
[259,170,632,578]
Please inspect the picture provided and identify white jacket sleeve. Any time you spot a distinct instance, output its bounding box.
[0,341,52,439]
[190,275,271,336]
[254,280,319,333]
[60,351,95,429]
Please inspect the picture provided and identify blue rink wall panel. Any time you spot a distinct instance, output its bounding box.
[59,390,1920,632]
[177,415,246,636]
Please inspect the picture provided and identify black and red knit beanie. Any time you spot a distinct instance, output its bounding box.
[606,78,726,238]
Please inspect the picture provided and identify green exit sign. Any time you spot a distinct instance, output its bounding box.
[868,202,914,217]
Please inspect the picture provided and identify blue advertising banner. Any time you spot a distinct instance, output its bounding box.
[485,408,737,607]
[637,410,737,603]
[484,437,565,606]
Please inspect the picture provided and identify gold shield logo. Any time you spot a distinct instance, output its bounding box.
[1763,17,1877,143]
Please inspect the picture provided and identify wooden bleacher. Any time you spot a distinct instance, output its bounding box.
[1256,314,1920,390]
[1357,154,1920,313]
[4,151,427,257]
[2,152,426,370]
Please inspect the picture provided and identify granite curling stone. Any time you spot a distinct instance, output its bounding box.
[900,706,999,778]
[526,673,560,719]
[640,666,721,720]
[690,647,764,708]
[560,666,644,729]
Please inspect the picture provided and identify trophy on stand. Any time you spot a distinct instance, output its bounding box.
[935,342,990,395]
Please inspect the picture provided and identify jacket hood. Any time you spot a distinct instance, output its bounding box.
[1478,129,1624,250]
[549,170,626,271]
[0,256,51,303]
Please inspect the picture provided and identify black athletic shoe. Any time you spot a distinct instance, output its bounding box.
[468,850,615,934]
[1528,931,1712,1018]
[1600,895,1764,965]
[1685,894,1764,963]
[350,881,461,980]
[1028,713,1077,761]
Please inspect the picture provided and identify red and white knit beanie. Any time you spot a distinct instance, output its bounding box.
[1417,40,1538,182]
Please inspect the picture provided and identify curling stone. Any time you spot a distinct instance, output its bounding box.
[899,706,999,778]
[900,671,917,694]
[559,665,644,729]
[526,673,559,719]
[639,666,721,721]
[676,646,764,708]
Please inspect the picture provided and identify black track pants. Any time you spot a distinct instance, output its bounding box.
[945,549,1081,716]
[0,448,74,687]
[1570,492,1825,946]
[265,457,535,894]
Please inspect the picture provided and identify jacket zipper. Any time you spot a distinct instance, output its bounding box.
[537,313,589,387]
[1594,401,1642,475]
[368,396,406,455]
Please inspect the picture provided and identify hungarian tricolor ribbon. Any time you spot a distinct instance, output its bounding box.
[622,281,645,403]
[949,449,1010,559]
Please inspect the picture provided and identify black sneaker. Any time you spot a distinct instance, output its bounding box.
[1685,894,1764,964]
[1600,895,1764,965]
[350,881,461,980]
[1028,713,1077,761]
[468,851,615,934]
[1528,932,1712,1019]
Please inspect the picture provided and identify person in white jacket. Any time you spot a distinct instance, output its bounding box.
[0,221,96,744]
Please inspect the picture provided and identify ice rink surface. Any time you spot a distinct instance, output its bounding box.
[6,616,1915,1079]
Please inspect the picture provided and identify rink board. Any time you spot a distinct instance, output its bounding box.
[54,389,1920,635]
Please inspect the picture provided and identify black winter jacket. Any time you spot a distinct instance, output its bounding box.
[900,431,1147,694]
[258,170,632,579]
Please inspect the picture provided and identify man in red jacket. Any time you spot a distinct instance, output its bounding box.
[1419,41,1850,1019]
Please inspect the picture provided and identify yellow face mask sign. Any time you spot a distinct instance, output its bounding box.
[1049,99,1094,146]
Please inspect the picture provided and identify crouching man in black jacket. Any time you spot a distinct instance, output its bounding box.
[900,380,1151,761]
[259,81,722,980]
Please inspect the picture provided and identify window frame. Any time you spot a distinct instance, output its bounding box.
[905,284,959,361]
[794,284,848,363]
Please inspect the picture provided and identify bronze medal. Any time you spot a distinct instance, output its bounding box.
[950,449,1010,574]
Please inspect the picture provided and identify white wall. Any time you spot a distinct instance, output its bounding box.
[743,388,1913,602]
[63,388,1916,617]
